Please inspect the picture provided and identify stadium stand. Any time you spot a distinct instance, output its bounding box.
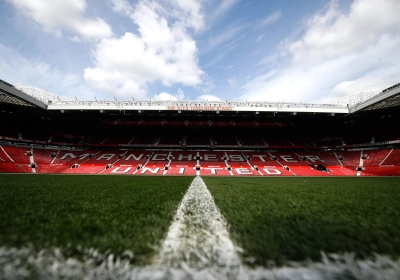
[361,149,391,166]
[380,149,400,165]
[1,78,400,176]
[0,144,399,176]
[2,146,31,164]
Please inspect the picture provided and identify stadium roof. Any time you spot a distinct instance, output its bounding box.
[0,80,47,109]
[349,83,400,112]
[1,78,399,115]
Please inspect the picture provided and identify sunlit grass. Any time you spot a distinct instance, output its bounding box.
[203,177,400,266]
[0,174,194,264]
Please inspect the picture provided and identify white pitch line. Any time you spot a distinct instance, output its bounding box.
[152,175,244,278]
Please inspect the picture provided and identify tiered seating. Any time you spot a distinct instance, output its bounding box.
[50,134,83,145]
[80,150,119,165]
[380,149,400,165]
[268,152,310,166]
[328,167,358,176]
[158,133,183,146]
[362,150,391,166]
[311,152,341,166]
[222,152,257,175]
[170,151,196,168]
[286,138,307,148]
[198,151,231,175]
[50,150,90,165]
[198,151,227,168]
[62,165,105,174]
[362,166,400,176]
[237,134,265,147]
[103,136,131,145]
[0,145,398,176]
[199,168,232,176]
[290,166,332,176]
[186,133,210,146]
[36,164,68,174]
[243,152,279,168]
[129,134,158,145]
[113,150,152,167]
[166,151,230,175]
[262,136,294,148]
[0,162,26,173]
[16,164,31,173]
[32,148,55,164]
[213,134,238,146]
[313,138,342,147]
[336,151,361,167]
[224,152,247,167]
[259,166,294,176]
[2,146,31,163]
[145,152,171,166]
[0,146,13,162]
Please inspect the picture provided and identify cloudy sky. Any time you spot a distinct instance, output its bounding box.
[1,0,399,103]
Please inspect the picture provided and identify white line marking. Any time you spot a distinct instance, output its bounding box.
[154,176,243,277]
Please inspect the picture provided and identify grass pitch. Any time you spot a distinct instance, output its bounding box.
[203,177,400,266]
[1,175,400,269]
[0,174,193,264]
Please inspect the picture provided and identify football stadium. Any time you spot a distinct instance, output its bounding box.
[1,0,400,278]
[1,79,400,279]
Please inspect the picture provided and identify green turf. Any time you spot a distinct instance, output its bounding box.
[203,176,400,266]
[0,174,194,264]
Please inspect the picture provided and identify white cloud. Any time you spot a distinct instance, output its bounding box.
[208,0,240,25]
[257,10,282,28]
[205,24,247,52]
[255,34,265,42]
[289,0,400,63]
[85,0,204,99]
[241,0,400,103]
[228,77,236,86]
[169,0,204,31]
[196,94,222,101]
[153,89,185,100]
[7,0,112,41]
[0,44,96,100]
[110,0,204,31]
[108,0,133,14]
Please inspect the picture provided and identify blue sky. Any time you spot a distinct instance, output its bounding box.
[1,0,399,103]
